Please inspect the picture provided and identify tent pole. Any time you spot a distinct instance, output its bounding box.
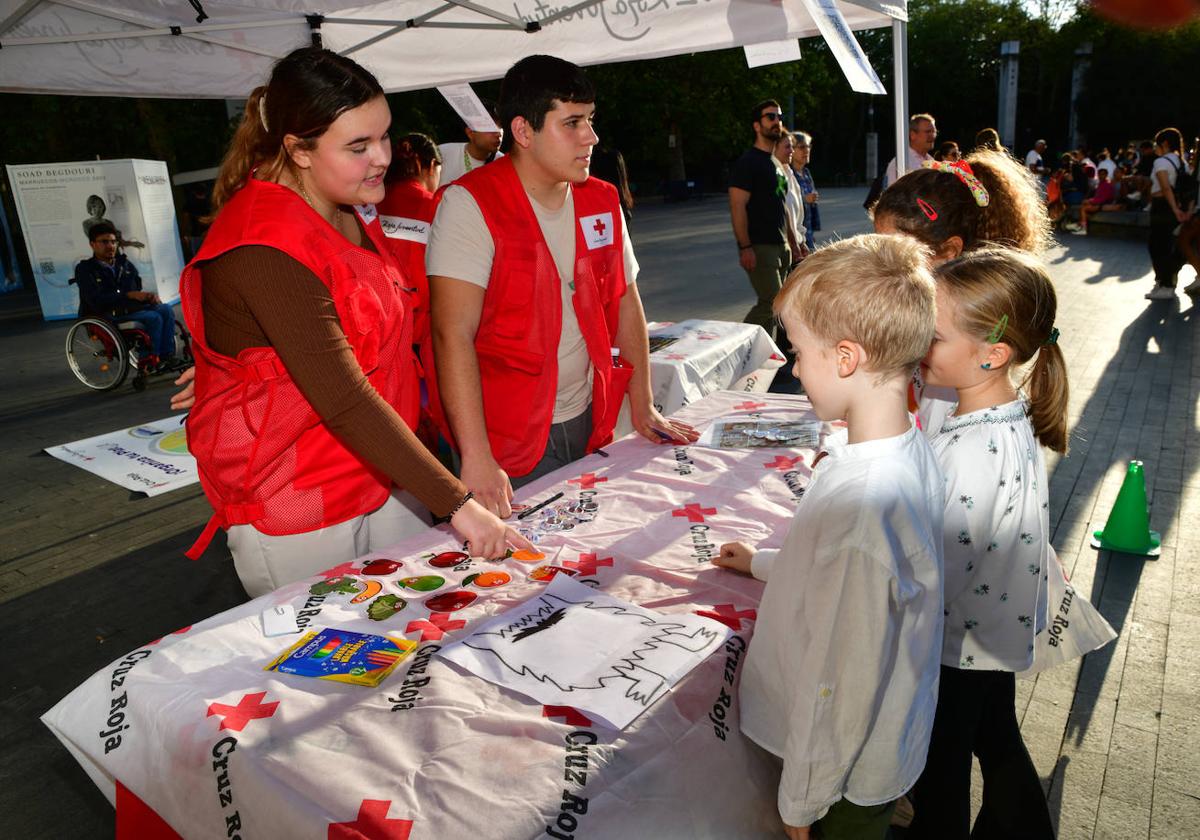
[891,17,908,179]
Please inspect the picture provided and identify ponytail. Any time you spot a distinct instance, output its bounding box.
[386,133,440,184]
[209,86,289,218]
[1024,341,1069,454]
[965,149,1052,254]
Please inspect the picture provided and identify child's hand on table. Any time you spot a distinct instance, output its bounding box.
[713,542,754,575]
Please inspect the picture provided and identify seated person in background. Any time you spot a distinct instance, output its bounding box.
[713,233,944,840]
[1075,167,1122,234]
[73,221,177,368]
[437,110,505,185]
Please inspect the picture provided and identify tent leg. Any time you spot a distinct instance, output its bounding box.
[892,18,909,180]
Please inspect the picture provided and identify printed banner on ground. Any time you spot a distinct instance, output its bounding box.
[45,415,196,496]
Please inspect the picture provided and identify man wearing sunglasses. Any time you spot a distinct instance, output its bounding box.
[729,99,801,344]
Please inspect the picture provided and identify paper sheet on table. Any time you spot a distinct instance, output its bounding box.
[438,575,730,729]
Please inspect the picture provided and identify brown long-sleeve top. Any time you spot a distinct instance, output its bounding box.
[200,231,467,519]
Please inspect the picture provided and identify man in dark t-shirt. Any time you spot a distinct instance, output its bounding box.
[729,99,800,341]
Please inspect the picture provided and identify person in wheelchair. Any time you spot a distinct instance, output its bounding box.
[73,221,178,371]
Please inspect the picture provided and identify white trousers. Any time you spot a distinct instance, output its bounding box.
[226,488,430,598]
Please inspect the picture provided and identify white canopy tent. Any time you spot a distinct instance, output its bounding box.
[0,0,912,175]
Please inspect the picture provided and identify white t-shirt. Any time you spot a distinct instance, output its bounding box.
[884,147,933,188]
[1151,152,1182,196]
[924,398,1050,671]
[1025,148,1045,171]
[437,143,505,186]
[1097,158,1117,181]
[740,421,945,827]
[426,184,639,424]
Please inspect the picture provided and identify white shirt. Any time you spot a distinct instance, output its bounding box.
[1025,149,1044,171]
[1151,152,1182,196]
[925,398,1049,671]
[1097,158,1117,181]
[780,164,807,247]
[740,422,945,827]
[884,147,934,187]
[426,184,639,424]
[437,142,505,185]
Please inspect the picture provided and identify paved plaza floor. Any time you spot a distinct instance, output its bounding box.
[1,189,1196,838]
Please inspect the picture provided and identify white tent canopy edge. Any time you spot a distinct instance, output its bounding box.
[0,0,912,178]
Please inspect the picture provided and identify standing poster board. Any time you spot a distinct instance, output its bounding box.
[5,159,184,321]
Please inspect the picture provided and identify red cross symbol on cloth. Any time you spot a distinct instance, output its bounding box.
[694,604,758,631]
[328,799,413,840]
[764,455,803,471]
[146,625,191,646]
[592,218,606,236]
[563,552,613,576]
[405,612,466,641]
[673,503,716,523]
[665,352,688,361]
[769,352,785,361]
[206,691,279,732]
[543,705,593,727]
[568,473,607,490]
[733,401,768,411]
[317,561,360,580]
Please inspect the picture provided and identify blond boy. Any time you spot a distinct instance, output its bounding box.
[715,234,945,840]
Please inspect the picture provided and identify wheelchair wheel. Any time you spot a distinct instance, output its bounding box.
[66,318,129,391]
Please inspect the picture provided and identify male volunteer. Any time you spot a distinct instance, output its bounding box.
[438,114,505,185]
[427,55,697,517]
[884,113,937,187]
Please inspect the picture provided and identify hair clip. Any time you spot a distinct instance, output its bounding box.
[923,159,990,207]
[1043,327,1060,346]
[259,92,270,133]
[987,314,1008,344]
[917,198,938,220]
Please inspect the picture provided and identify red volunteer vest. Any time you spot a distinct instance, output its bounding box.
[180,177,419,557]
[455,156,632,477]
[376,179,434,346]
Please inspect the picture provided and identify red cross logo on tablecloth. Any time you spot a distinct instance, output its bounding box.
[769,352,785,361]
[665,352,688,361]
[146,625,192,646]
[734,401,768,411]
[318,561,360,580]
[592,218,606,237]
[328,799,413,840]
[563,552,613,576]
[543,705,593,727]
[673,503,716,523]
[568,473,607,490]
[764,455,803,472]
[694,604,758,631]
[405,612,466,641]
[206,691,279,732]
[696,332,717,341]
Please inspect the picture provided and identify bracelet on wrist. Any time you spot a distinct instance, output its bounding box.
[738,243,753,251]
[446,491,474,519]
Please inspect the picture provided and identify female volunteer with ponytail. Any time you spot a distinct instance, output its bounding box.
[181,47,528,597]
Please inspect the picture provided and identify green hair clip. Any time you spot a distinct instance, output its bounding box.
[1044,327,1060,346]
[986,314,1009,344]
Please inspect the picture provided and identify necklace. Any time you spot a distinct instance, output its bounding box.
[294,175,348,237]
[463,146,475,174]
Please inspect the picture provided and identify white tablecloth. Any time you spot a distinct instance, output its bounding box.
[647,319,785,415]
[44,391,826,840]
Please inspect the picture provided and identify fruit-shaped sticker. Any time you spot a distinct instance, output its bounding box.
[349,579,383,604]
[397,575,446,592]
[527,565,579,583]
[367,594,407,621]
[361,559,402,576]
[309,575,362,596]
[510,549,545,564]
[463,571,511,589]
[427,551,469,569]
[425,590,477,612]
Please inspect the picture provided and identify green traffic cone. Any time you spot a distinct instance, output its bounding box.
[1091,460,1161,557]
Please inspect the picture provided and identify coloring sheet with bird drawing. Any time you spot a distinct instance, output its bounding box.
[438,575,731,729]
